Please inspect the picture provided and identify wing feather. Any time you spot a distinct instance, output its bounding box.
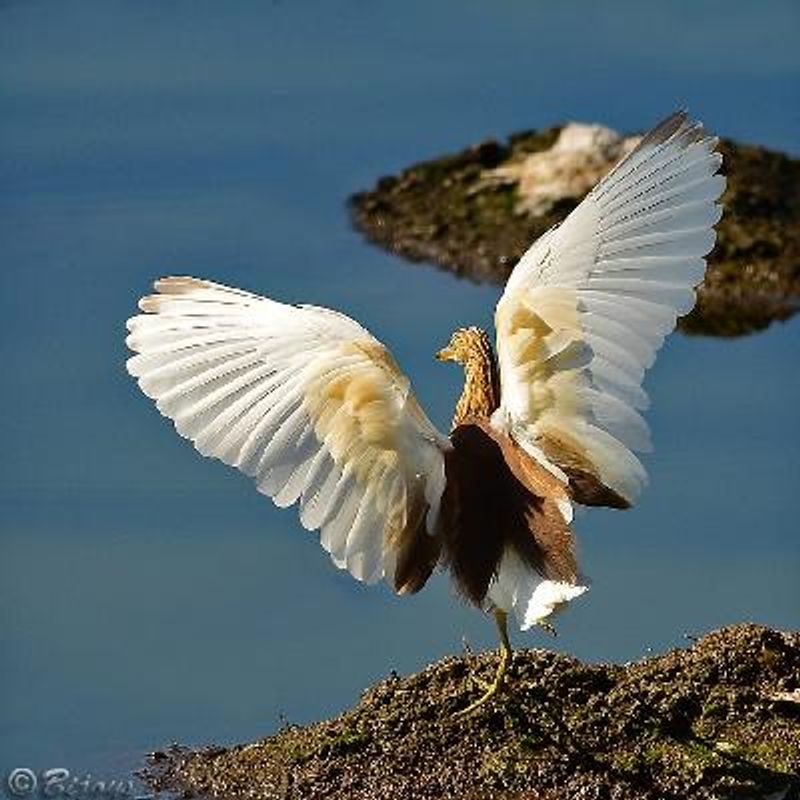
[127,276,450,592]
[495,111,724,505]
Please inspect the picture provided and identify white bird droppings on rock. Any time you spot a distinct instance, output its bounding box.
[484,122,641,216]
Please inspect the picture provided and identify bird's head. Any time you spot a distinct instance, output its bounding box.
[436,326,493,367]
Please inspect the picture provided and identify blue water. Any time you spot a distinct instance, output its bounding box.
[1,0,798,787]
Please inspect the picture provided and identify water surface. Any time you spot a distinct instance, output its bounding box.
[1,0,798,783]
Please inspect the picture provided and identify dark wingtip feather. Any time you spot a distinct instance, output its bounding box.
[639,109,689,148]
[613,109,714,174]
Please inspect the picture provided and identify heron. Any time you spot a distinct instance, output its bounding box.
[126,111,724,714]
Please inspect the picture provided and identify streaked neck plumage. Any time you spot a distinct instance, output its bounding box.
[452,335,501,428]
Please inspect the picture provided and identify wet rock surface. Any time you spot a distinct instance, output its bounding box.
[141,624,799,799]
[349,125,800,337]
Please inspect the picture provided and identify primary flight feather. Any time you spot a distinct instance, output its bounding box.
[126,111,724,712]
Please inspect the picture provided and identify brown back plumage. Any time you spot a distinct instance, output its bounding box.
[436,327,578,605]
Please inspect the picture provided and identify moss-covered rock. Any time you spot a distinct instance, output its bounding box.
[141,624,800,799]
[349,127,800,337]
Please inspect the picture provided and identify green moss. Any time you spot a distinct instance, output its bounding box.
[747,741,797,774]
[608,749,640,773]
[319,725,372,757]
[271,733,313,765]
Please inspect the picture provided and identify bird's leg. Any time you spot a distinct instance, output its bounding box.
[459,608,512,715]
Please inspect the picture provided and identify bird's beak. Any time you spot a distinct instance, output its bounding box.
[435,346,453,362]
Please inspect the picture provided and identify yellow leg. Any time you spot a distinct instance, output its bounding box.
[458,609,512,716]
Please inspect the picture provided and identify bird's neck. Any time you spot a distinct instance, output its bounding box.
[452,351,501,428]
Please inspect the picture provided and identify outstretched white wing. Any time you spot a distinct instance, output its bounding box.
[126,277,450,592]
[494,111,725,506]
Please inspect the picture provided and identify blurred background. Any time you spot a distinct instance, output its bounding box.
[1,0,798,782]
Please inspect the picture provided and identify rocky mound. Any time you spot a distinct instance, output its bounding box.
[141,624,799,799]
[349,126,800,337]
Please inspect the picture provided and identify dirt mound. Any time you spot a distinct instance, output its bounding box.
[141,623,799,799]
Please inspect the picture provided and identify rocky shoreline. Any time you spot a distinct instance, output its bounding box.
[349,125,799,338]
[141,624,799,799]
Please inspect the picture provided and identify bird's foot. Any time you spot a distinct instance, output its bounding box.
[457,608,512,716]
[459,644,511,715]
[468,671,494,694]
[459,662,508,716]
[538,620,558,637]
